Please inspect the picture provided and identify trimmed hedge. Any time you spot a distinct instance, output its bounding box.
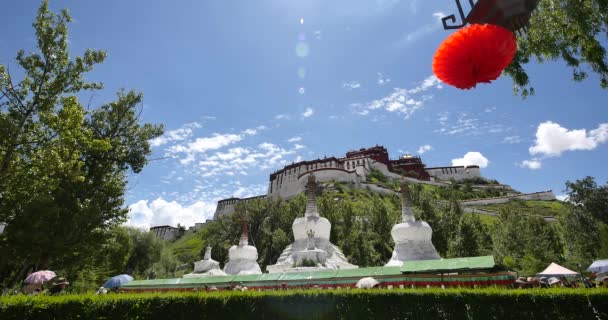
[1,288,607,320]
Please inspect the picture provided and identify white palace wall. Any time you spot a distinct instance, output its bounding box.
[214,154,492,219]
[460,191,556,206]
[425,166,481,181]
[270,168,362,199]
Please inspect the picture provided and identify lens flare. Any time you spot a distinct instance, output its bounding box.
[300,18,304,25]
[298,87,305,94]
[297,67,306,79]
[295,42,309,58]
[298,32,306,41]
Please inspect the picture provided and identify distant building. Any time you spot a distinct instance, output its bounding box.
[187,220,214,232]
[214,195,267,220]
[213,145,483,218]
[149,225,178,241]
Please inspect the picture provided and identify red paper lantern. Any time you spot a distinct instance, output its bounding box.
[432,24,517,90]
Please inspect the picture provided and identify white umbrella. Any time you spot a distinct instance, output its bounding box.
[548,277,561,286]
[588,260,608,273]
[24,270,56,285]
[356,277,379,289]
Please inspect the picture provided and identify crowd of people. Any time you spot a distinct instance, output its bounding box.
[515,275,606,289]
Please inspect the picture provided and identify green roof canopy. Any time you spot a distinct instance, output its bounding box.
[334,266,401,278]
[400,256,496,273]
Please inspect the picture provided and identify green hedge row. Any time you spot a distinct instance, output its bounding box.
[1,288,607,320]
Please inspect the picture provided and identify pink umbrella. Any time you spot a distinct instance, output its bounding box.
[24,270,56,284]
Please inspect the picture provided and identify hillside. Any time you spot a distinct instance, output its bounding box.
[468,199,567,219]
[163,178,569,275]
[163,229,205,273]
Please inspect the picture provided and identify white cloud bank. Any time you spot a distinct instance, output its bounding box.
[529,121,608,157]
[417,144,433,154]
[451,152,489,168]
[377,73,391,85]
[343,81,361,90]
[127,198,217,229]
[519,159,542,170]
[519,121,608,170]
[352,75,442,119]
[149,122,201,147]
[167,127,262,164]
[302,108,314,118]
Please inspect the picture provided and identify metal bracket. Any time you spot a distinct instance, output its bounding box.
[441,0,478,30]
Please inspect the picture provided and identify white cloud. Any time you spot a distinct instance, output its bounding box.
[484,107,497,113]
[169,133,242,155]
[314,30,322,40]
[195,142,303,178]
[519,159,542,170]
[377,73,391,85]
[243,128,257,136]
[288,136,302,142]
[150,122,201,147]
[417,144,433,154]
[503,135,523,144]
[451,152,489,168]
[400,12,445,45]
[432,12,445,20]
[275,114,289,120]
[302,108,314,118]
[343,81,361,90]
[529,121,608,157]
[556,194,569,202]
[167,127,262,164]
[352,75,441,119]
[127,198,216,229]
[437,112,449,126]
[435,111,509,136]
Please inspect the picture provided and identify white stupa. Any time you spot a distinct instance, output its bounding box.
[266,174,357,273]
[183,246,227,278]
[385,179,440,266]
[223,213,262,275]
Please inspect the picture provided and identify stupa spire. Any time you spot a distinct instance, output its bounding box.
[400,179,415,223]
[203,246,212,260]
[239,211,249,246]
[385,178,440,266]
[305,174,319,217]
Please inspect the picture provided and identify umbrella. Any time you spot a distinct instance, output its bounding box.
[24,270,56,285]
[356,277,379,289]
[103,274,134,289]
[588,259,608,273]
[548,277,561,286]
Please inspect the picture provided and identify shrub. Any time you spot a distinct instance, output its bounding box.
[1,288,607,320]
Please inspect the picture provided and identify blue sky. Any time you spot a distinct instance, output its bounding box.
[2,1,607,228]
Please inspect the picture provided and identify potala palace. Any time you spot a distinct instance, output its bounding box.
[214,145,485,218]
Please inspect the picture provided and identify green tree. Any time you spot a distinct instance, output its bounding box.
[447,215,483,258]
[491,209,562,275]
[125,228,164,277]
[505,0,608,97]
[565,176,608,224]
[0,1,162,285]
[560,207,601,267]
[101,227,133,275]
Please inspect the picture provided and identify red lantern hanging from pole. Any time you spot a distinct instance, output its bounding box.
[432,24,517,90]
[432,0,540,90]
